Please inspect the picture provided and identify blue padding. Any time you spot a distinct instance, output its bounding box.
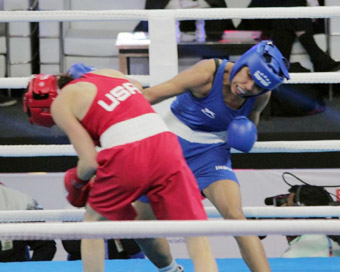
[0,258,339,272]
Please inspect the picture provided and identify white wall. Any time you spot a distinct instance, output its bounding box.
[0,168,339,260]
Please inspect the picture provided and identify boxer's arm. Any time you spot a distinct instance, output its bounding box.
[51,86,97,179]
[125,77,143,91]
[142,59,214,104]
[248,91,271,126]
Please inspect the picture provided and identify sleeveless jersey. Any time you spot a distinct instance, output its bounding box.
[171,59,257,133]
[74,73,161,147]
[162,60,258,189]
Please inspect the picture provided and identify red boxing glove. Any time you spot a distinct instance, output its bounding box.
[64,167,90,207]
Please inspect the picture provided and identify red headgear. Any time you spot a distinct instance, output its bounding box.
[23,74,58,127]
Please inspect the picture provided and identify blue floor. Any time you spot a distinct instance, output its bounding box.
[1,257,339,272]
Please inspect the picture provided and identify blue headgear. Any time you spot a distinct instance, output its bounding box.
[66,63,96,79]
[229,40,290,96]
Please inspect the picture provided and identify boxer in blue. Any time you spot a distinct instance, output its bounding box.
[138,40,290,272]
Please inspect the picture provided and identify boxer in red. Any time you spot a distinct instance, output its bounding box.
[24,65,218,272]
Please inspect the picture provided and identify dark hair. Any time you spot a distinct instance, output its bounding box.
[58,74,75,89]
[288,185,332,206]
[288,185,340,243]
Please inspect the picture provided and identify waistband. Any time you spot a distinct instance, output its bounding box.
[163,109,226,144]
[100,113,170,149]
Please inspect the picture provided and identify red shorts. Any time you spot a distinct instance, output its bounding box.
[88,132,207,221]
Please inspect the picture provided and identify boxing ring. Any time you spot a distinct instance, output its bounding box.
[1,5,340,272]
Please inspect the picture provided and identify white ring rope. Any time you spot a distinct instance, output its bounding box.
[0,140,339,157]
[0,145,77,157]
[284,72,340,84]
[0,207,339,223]
[175,6,340,20]
[250,140,340,153]
[0,76,151,89]
[1,7,340,23]
[243,206,340,219]
[2,72,340,89]
[0,77,31,89]
[0,220,339,240]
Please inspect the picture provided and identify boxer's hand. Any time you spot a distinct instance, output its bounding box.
[226,116,257,153]
[66,63,96,79]
[64,167,90,207]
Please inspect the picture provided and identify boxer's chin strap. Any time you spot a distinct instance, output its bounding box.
[241,89,270,98]
[237,84,269,98]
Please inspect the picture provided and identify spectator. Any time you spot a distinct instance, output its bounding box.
[266,185,340,257]
[134,0,235,40]
[62,239,145,261]
[282,185,340,257]
[0,183,56,262]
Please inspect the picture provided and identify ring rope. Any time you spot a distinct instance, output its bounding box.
[0,76,151,89]
[174,6,340,20]
[249,140,340,153]
[2,72,340,89]
[1,140,339,157]
[0,220,339,240]
[0,145,77,157]
[0,7,340,23]
[1,206,339,223]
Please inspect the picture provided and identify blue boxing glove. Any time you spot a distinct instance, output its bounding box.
[226,116,257,153]
[66,63,96,79]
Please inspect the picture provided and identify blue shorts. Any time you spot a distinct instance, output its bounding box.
[180,138,239,191]
[139,137,238,203]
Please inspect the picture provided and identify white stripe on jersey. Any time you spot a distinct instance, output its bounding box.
[100,113,170,149]
[164,109,226,144]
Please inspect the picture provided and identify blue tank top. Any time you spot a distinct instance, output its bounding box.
[171,59,257,132]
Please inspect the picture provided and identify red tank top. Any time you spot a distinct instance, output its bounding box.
[72,74,156,146]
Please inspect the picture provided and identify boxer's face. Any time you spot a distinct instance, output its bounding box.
[230,67,264,97]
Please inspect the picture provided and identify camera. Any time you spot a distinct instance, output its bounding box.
[264,194,290,206]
